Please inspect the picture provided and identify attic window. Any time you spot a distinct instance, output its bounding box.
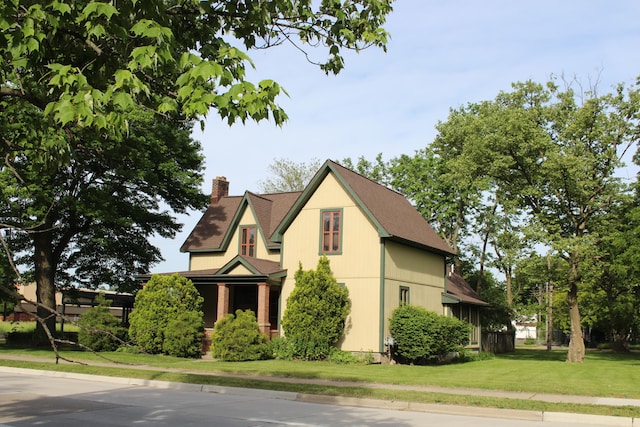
[320,210,342,254]
[240,226,256,257]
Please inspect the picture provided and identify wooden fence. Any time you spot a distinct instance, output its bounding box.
[481,330,515,353]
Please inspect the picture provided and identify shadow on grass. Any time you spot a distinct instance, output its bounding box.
[496,347,640,364]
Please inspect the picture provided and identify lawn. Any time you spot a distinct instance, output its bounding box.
[0,344,639,418]
[1,343,638,398]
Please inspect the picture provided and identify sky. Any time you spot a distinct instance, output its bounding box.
[150,1,640,273]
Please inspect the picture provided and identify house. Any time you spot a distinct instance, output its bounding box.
[158,160,484,356]
[442,269,489,348]
[8,283,134,325]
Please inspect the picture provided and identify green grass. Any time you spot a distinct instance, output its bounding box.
[0,321,79,334]
[0,344,639,418]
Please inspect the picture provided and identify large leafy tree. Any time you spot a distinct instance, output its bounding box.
[435,78,640,362]
[2,108,206,337]
[1,0,392,147]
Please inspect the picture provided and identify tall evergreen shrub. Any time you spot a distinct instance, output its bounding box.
[281,256,350,360]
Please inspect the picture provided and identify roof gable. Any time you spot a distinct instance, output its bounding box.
[273,160,455,255]
[181,190,301,253]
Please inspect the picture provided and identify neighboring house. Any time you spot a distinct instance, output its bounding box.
[8,283,134,325]
[151,160,485,356]
[442,269,489,348]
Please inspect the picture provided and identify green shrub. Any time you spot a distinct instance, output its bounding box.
[128,274,203,357]
[326,347,360,364]
[162,310,203,358]
[389,305,471,364]
[281,257,350,360]
[211,309,269,361]
[267,336,294,360]
[77,294,128,352]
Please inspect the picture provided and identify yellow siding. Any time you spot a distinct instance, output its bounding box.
[280,172,382,352]
[382,240,446,337]
[188,202,279,271]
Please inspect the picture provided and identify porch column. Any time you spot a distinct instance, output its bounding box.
[257,282,270,336]
[216,283,229,322]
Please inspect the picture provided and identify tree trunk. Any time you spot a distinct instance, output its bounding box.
[33,231,57,342]
[566,282,585,362]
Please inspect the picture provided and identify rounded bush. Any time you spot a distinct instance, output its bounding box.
[128,274,203,356]
[389,304,471,364]
[211,309,268,361]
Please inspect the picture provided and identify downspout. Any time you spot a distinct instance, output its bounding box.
[378,240,386,354]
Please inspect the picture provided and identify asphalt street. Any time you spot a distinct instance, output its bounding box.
[0,370,629,427]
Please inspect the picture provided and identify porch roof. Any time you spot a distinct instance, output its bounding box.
[138,256,286,285]
[442,271,489,306]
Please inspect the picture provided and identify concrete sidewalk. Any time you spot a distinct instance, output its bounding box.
[0,353,639,426]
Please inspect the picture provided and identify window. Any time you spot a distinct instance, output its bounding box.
[399,286,410,306]
[240,226,256,257]
[321,210,341,254]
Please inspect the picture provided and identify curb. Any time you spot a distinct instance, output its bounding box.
[0,366,638,426]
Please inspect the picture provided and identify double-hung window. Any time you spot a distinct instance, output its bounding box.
[240,226,256,257]
[321,210,341,254]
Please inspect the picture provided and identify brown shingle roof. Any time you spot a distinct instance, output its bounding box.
[329,161,455,255]
[181,191,301,252]
[445,272,489,306]
[180,196,242,252]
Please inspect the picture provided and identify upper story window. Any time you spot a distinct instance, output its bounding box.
[321,210,342,254]
[240,226,256,257]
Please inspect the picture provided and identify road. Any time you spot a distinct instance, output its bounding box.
[0,371,622,427]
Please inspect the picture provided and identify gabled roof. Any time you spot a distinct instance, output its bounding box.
[180,195,242,252]
[272,160,455,256]
[443,272,489,306]
[218,255,286,277]
[181,190,301,253]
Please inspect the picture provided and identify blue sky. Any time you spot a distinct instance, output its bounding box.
[151,1,640,273]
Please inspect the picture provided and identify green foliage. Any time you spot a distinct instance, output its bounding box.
[0,0,391,149]
[77,293,127,352]
[128,274,203,357]
[326,347,362,365]
[162,310,204,358]
[281,257,350,360]
[389,305,471,364]
[267,336,295,360]
[211,310,268,361]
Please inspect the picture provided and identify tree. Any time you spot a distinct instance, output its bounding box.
[1,0,392,148]
[1,0,392,339]
[128,274,204,357]
[258,157,322,193]
[281,256,350,360]
[1,109,206,338]
[435,78,640,362]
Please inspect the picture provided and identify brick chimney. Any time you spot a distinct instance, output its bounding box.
[211,176,229,204]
